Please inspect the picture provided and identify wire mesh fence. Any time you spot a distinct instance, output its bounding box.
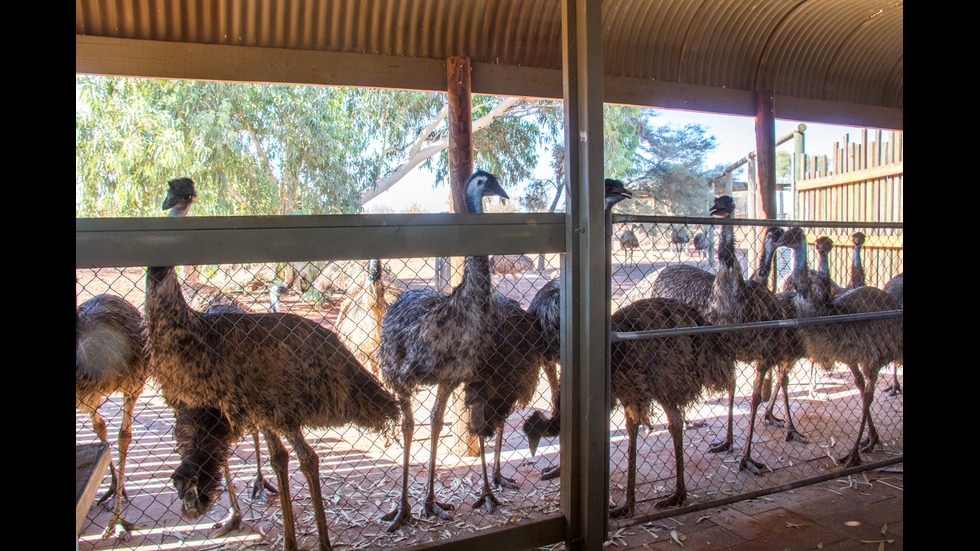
[76,216,902,550]
[603,215,903,527]
[76,255,564,551]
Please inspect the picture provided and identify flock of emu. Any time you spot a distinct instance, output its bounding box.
[76,173,902,550]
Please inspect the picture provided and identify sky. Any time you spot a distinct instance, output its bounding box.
[363,108,871,213]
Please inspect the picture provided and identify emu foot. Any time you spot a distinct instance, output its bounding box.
[763,410,784,427]
[100,515,138,541]
[785,428,807,444]
[840,449,862,469]
[685,420,707,430]
[541,464,560,480]
[382,504,411,532]
[708,437,733,454]
[884,382,902,396]
[860,434,881,453]
[250,474,278,504]
[739,456,768,475]
[423,494,454,521]
[473,487,501,513]
[655,490,686,509]
[212,509,242,537]
[494,472,519,490]
[609,502,634,519]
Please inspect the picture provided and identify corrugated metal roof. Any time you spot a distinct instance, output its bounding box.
[75,0,902,126]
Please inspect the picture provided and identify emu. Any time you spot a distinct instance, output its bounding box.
[145,259,399,551]
[76,294,149,539]
[781,228,902,468]
[377,171,509,532]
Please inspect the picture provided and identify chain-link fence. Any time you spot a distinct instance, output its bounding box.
[603,215,903,528]
[77,217,902,550]
[77,254,564,550]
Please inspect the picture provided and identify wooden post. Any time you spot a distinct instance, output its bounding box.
[446,55,480,458]
[755,89,777,219]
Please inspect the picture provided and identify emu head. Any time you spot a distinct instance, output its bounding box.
[522,409,559,457]
[709,195,735,218]
[163,177,198,217]
[171,458,222,520]
[604,178,632,210]
[464,170,509,214]
[851,231,866,247]
[170,406,234,520]
[463,380,508,440]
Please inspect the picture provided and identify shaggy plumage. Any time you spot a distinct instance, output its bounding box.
[463,293,544,510]
[652,197,795,474]
[335,259,400,376]
[76,294,149,539]
[612,298,733,516]
[377,170,509,532]
[782,228,903,468]
[882,272,904,395]
[521,179,633,480]
[145,262,398,551]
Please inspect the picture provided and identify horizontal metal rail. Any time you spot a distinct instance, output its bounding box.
[76,212,565,269]
[610,310,904,342]
[612,213,905,231]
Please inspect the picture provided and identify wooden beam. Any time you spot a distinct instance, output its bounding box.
[446,55,480,458]
[755,89,777,219]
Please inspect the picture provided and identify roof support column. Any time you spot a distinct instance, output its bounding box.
[447,55,480,457]
[560,1,610,550]
[755,89,777,219]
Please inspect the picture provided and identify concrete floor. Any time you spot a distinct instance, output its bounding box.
[597,463,903,550]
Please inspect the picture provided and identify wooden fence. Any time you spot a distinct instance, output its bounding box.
[794,129,903,288]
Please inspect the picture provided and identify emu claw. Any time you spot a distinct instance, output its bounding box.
[541,465,560,480]
[708,438,732,454]
[473,490,500,513]
[609,503,633,519]
[494,473,519,490]
[763,412,784,427]
[212,510,242,537]
[382,506,410,532]
[424,495,454,521]
[250,475,278,504]
[739,457,767,475]
[786,429,807,444]
[655,491,686,509]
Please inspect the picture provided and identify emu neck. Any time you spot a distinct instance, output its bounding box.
[749,237,778,285]
[167,204,191,217]
[850,244,865,288]
[451,255,493,309]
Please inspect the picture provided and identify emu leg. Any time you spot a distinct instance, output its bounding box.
[543,363,559,413]
[763,370,786,426]
[383,394,414,532]
[423,385,455,521]
[780,372,807,443]
[610,416,639,519]
[473,437,500,512]
[102,391,140,540]
[656,405,687,508]
[709,384,735,453]
[213,463,243,537]
[840,365,867,468]
[884,362,902,396]
[859,368,882,453]
[249,430,278,504]
[739,365,770,475]
[492,428,518,490]
[287,429,332,551]
[264,430,300,551]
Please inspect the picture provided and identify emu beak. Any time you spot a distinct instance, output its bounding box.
[528,432,541,457]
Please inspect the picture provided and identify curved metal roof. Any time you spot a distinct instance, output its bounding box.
[75,0,902,128]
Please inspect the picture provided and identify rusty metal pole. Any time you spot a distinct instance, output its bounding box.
[446,55,480,458]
